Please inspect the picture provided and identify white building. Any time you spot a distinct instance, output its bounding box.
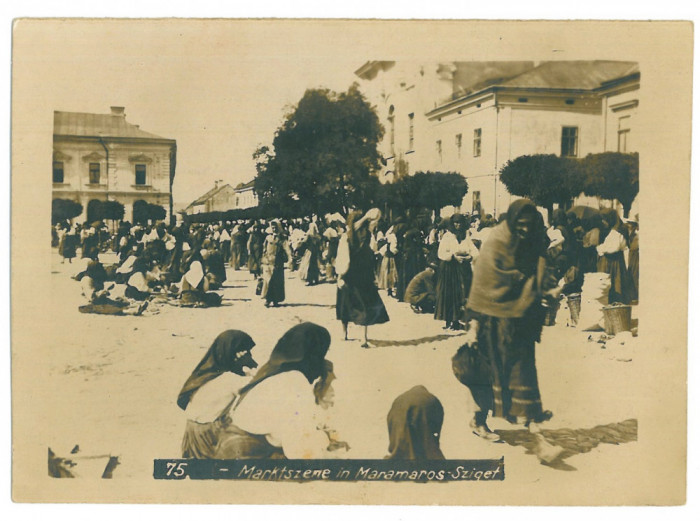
[52,106,177,222]
[354,61,640,217]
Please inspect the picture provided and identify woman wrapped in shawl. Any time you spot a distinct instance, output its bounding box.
[596,208,632,304]
[454,199,554,442]
[178,331,258,459]
[212,322,347,459]
[385,385,445,460]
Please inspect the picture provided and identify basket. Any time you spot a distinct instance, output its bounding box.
[602,304,632,335]
[567,294,581,326]
[543,300,560,326]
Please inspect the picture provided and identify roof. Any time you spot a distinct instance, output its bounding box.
[498,61,639,90]
[54,110,172,141]
[234,179,256,191]
[450,61,536,98]
[186,184,233,209]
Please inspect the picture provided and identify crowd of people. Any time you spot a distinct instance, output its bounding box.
[52,198,639,457]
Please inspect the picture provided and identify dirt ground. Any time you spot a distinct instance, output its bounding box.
[45,250,640,487]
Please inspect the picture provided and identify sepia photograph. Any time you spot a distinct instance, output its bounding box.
[10,18,692,507]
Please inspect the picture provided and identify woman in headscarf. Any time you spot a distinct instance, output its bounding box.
[246,223,265,280]
[261,221,291,307]
[580,213,604,274]
[456,199,553,441]
[434,213,479,330]
[77,260,148,315]
[214,322,347,459]
[298,218,323,286]
[178,331,258,459]
[336,208,390,348]
[626,215,639,303]
[59,224,79,263]
[597,208,631,304]
[177,249,222,307]
[375,221,399,297]
[385,385,445,460]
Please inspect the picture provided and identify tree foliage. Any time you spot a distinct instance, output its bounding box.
[581,152,639,217]
[499,154,584,215]
[133,199,166,224]
[254,84,384,216]
[51,198,83,225]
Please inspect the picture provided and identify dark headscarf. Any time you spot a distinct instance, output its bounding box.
[238,322,332,400]
[386,385,445,460]
[600,208,628,240]
[449,213,468,241]
[467,199,547,318]
[177,331,256,410]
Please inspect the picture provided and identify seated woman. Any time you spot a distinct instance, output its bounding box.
[78,260,147,316]
[178,330,258,459]
[386,385,445,460]
[215,322,348,460]
[177,250,222,307]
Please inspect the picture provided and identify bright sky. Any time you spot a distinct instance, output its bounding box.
[19,20,360,204]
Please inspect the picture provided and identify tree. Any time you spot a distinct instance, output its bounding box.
[101,200,125,222]
[499,154,584,218]
[254,84,384,216]
[582,152,639,217]
[52,198,83,225]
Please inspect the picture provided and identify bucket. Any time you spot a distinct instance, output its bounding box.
[602,304,632,335]
[567,294,581,326]
[543,300,560,326]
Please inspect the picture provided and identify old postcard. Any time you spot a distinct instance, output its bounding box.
[10,19,691,505]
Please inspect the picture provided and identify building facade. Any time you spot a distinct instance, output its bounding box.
[354,61,640,217]
[185,180,258,215]
[52,106,177,223]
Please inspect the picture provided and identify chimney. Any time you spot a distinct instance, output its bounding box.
[110,106,125,117]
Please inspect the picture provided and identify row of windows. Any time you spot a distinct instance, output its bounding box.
[52,161,148,186]
[436,128,483,162]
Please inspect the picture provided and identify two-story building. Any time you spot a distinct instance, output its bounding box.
[52,106,177,223]
[354,61,640,216]
[185,180,258,216]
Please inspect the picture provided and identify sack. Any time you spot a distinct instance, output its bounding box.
[255,278,263,296]
[452,343,491,387]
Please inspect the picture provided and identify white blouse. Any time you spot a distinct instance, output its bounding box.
[232,371,334,459]
[184,372,245,424]
[437,231,479,262]
[596,229,627,256]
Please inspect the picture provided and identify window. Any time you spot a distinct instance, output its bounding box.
[436,140,442,163]
[617,116,631,153]
[455,133,463,158]
[53,161,64,183]
[135,164,147,185]
[408,113,414,150]
[473,128,482,157]
[89,162,101,184]
[561,126,579,157]
[472,191,481,215]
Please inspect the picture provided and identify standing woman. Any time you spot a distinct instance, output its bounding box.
[336,208,389,348]
[298,219,322,286]
[246,223,265,280]
[456,199,553,440]
[597,209,631,304]
[261,221,291,307]
[626,215,639,303]
[434,214,478,330]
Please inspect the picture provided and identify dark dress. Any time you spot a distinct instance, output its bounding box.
[398,230,426,302]
[434,258,466,324]
[262,238,287,305]
[336,238,389,326]
[628,232,639,302]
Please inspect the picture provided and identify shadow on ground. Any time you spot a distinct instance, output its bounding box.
[371,333,465,348]
[495,418,637,471]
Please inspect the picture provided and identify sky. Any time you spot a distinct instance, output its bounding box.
[19,20,361,204]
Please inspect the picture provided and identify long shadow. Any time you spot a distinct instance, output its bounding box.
[494,418,637,471]
[220,284,248,289]
[221,298,252,302]
[277,303,336,309]
[370,333,465,348]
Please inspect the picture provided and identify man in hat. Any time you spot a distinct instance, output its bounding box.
[403,262,438,314]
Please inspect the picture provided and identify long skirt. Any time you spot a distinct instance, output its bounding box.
[336,283,389,326]
[597,251,631,304]
[182,420,284,460]
[247,249,262,277]
[455,309,546,422]
[231,242,245,269]
[434,259,465,324]
[262,264,285,304]
[628,248,639,302]
[376,256,398,291]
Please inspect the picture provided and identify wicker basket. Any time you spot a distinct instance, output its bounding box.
[543,300,560,326]
[602,304,632,335]
[567,294,581,326]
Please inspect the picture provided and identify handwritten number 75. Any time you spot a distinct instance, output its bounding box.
[165,462,187,477]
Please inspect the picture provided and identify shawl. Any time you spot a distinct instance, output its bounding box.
[238,322,332,400]
[467,199,547,318]
[177,330,256,410]
[386,385,445,460]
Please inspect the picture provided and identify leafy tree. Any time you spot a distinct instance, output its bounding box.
[499,154,584,218]
[86,199,104,223]
[102,200,125,222]
[51,198,83,225]
[132,200,149,224]
[254,84,384,217]
[582,152,639,217]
